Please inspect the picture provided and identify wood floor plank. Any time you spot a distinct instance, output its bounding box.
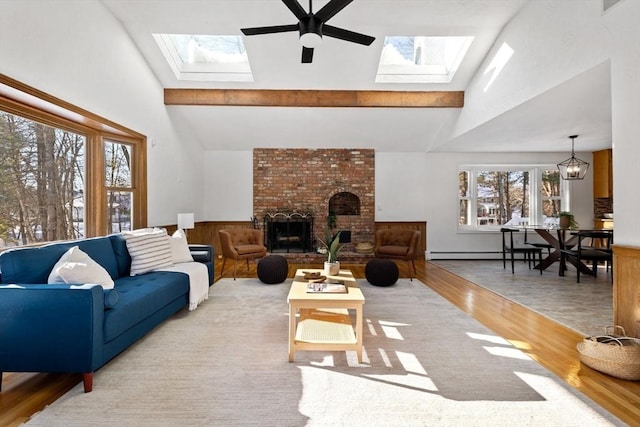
[2,259,639,426]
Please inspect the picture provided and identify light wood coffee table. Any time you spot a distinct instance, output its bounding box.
[287,269,365,362]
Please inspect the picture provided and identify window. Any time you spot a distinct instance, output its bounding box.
[0,75,146,248]
[105,140,133,234]
[0,112,86,244]
[458,165,566,231]
[153,34,253,82]
[376,36,474,84]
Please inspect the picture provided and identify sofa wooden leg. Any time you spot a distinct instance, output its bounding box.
[83,372,93,393]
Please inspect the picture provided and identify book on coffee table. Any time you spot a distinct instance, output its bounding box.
[306,282,347,293]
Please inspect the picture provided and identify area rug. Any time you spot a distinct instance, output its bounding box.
[431,260,614,337]
[25,279,622,426]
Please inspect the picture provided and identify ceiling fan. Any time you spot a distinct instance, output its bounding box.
[241,0,375,63]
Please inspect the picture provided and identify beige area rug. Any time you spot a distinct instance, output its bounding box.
[431,260,614,337]
[25,279,622,426]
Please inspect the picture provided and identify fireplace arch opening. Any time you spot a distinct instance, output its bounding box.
[329,192,360,216]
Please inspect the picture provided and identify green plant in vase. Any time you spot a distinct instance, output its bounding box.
[558,211,579,230]
[321,230,343,276]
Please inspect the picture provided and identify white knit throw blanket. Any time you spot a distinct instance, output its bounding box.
[158,262,209,311]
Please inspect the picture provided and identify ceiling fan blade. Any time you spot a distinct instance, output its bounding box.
[323,25,375,45]
[301,47,314,63]
[315,0,353,22]
[241,24,299,36]
[282,0,308,20]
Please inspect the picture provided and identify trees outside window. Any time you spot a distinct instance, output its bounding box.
[105,141,133,234]
[0,75,146,248]
[0,112,85,245]
[458,166,565,230]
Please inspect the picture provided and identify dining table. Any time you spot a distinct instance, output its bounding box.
[532,227,595,275]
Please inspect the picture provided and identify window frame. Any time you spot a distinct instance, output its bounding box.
[0,74,147,239]
[458,163,569,232]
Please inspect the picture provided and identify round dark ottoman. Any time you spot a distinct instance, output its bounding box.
[365,259,399,287]
[257,255,289,284]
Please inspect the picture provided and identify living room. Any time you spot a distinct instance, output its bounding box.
[1,0,639,425]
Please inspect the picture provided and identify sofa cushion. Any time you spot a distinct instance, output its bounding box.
[103,271,188,342]
[122,229,173,276]
[48,246,115,289]
[0,236,119,284]
[235,244,265,255]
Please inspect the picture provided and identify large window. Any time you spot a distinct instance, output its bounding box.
[0,75,146,248]
[0,112,86,244]
[458,165,566,231]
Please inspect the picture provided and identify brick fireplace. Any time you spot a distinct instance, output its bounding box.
[253,148,375,252]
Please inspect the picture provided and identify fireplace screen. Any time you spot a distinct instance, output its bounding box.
[264,212,314,253]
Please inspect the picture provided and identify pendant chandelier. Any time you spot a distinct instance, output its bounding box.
[557,135,589,180]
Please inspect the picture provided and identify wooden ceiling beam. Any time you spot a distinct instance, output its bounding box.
[164,89,464,108]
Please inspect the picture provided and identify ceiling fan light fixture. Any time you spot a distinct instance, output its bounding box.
[241,0,375,63]
[557,135,590,180]
[299,15,323,48]
[299,32,322,48]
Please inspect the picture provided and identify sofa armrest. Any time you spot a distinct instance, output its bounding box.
[189,244,213,263]
[188,244,214,285]
[0,284,105,374]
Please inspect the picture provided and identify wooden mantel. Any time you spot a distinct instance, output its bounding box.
[164,89,464,108]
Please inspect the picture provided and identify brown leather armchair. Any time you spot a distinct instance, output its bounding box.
[374,229,421,280]
[219,229,267,280]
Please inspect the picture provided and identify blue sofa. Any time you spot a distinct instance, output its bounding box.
[0,234,214,392]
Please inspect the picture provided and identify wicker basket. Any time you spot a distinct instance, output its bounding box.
[577,326,640,381]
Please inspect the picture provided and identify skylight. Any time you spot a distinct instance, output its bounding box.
[153,34,253,82]
[375,36,474,84]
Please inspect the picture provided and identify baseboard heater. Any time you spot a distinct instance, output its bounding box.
[427,251,501,260]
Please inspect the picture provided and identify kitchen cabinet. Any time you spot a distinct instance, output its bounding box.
[593,149,613,198]
[594,219,614,230]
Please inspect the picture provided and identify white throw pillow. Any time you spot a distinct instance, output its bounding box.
[123,228,174,276]
[48,246,115,289]
[169,229,194,263]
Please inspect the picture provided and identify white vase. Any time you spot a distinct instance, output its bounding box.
[324,261,340,276]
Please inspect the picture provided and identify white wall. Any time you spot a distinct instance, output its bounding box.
[1,0,636,251]
[201,150,594,257]
[201,151,253,221]
[375,152,427,221]
[423,151,593,258]
[0,0,205,227]
[603,0,640,246]
[454,0,612,138]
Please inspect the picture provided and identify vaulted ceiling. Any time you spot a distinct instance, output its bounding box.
[100,0,612,153]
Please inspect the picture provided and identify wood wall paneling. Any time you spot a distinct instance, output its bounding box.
[168,221,427,261]
[613,245,640,337]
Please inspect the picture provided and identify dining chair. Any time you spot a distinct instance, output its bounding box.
[558,229,613,283]
[524,227,553,256]
[500,228,543,274]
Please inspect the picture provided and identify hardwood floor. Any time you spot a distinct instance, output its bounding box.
[2,259,639,426]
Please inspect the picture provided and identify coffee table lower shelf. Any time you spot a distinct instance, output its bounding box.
[295,312,357,344]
